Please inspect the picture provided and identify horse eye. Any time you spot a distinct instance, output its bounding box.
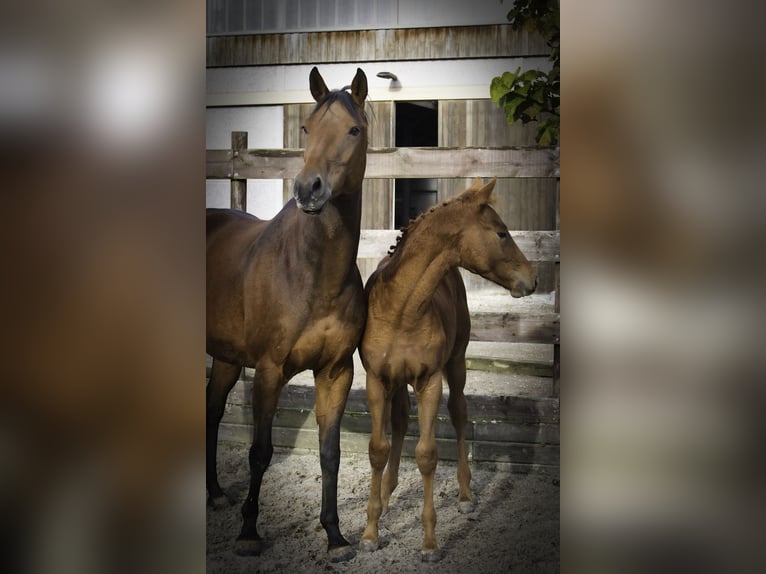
[348,126,360,136]
[301,126,308,135]
[497,231,508,239]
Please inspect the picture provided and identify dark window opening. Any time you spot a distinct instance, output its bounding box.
[394,101,438,229]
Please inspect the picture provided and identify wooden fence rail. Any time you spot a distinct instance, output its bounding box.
[206,146,560,180]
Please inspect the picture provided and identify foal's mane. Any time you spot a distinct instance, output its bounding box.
[386,186,498,259]
[385,192,477,258]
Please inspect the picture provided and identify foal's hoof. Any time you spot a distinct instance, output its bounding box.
[458,500,476,514]
[420,548,443,562]
[233,538,268,556]
[328,544,356,563]
[208,494,232,510]
[359,538,379,553]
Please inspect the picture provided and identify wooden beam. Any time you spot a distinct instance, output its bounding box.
[206,149,232,179]
[207,25,549,67]
[210,146,560,180]
[469,312,560,345]
[365,147,560,178]
[230,131,247,211]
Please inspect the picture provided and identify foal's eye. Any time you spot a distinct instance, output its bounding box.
[301,126,308,135]
[348,126,360,136]
[497,231,508,239]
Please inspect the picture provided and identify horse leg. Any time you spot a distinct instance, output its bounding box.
[314,358,356,562]
[415,374,444,562]
[381,383,409,513]
[445,353,474,513]
[206,358,242,508]
[360,372,391,553]
[234,366,283,556]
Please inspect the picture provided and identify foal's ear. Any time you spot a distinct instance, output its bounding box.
[309,67,329,102]
[468,177,484,191]
[351,68,368,108]
[475,177,497,204]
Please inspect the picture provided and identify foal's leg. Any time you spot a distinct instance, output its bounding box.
[415,374,444,562]
[445,353,474,513]
[206,358,242,508]
[381,383,409,512]
[313,358,356,563]
[235,365,283,556]
[360,373,391,553]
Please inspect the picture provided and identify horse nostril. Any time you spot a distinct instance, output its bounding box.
[312,177,322,192]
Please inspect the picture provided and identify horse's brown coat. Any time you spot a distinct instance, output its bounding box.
[206,67,368,562]
[359,178,537,561]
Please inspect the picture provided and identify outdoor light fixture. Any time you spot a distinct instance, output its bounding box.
[376,71,401,90]
[376,71,398,81]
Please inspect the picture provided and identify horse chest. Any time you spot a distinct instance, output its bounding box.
[285,320,346,372]
[363,321,447,390]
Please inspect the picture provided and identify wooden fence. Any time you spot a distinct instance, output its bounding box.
[206,132,560,471]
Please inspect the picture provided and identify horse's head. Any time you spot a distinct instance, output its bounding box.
[293,67,368,215]
[457,178,537,298]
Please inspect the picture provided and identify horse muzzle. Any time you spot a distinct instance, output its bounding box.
[294,174,331,214]
[510,276,538,298]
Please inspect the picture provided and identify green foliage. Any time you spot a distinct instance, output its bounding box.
[491,0,559,145]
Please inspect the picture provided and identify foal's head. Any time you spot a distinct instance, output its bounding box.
[456,178,537,298]
[293,67,368,214]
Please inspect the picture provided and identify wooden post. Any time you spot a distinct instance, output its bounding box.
[230,131,247,211]
[552,176,560,398]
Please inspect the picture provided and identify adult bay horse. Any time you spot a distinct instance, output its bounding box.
[359,178,537,561]
[206,67,368,562]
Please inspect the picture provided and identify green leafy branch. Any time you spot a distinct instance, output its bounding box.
[491,0,560,146]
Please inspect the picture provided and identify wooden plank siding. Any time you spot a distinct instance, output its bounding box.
[207,24,549,67]
[217,378,560,471]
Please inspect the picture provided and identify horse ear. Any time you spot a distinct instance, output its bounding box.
[309,67,329,102]
[475,177,497,204]
[468,177,484,191]
[351,68,368,108]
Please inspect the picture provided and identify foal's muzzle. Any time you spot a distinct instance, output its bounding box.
[511,276,538,298]
[294,173,331,214]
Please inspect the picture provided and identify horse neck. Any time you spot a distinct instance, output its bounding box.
[376,213,461,321]
[300,185,363,293]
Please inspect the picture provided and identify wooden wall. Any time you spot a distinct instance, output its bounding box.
[207,24,548,67]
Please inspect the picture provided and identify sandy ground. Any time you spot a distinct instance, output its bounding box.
[207,443,559,573]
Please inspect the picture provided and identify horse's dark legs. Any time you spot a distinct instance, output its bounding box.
[313,359,356,562]
[445,352,474,513]
[382,383,410,512]
[206,358,242,508]
[234,366,282,556]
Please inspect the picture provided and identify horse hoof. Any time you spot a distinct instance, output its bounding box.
[420,548,443,562]
[328,544,355,563]
[458,500,475,514]
[359,539,379,553]
[233,538,267,556]
[208,494,231,510]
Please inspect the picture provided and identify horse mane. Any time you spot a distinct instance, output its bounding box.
[311,88,368,124]
[385,187,497,258]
